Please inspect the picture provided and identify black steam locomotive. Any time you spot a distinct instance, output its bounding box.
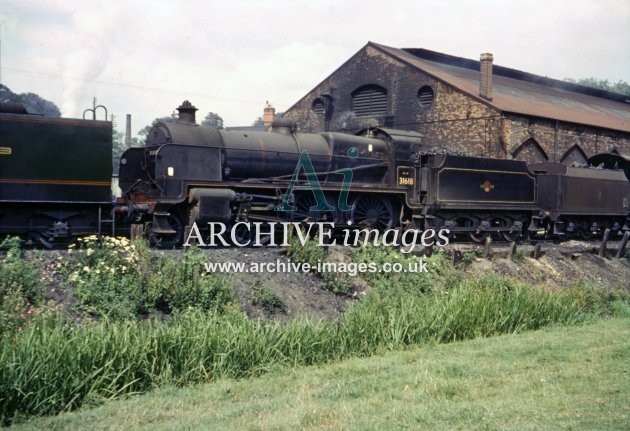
[2,100,629,248]
[118,101,630,247]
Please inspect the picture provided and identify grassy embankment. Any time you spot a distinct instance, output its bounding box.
[12,317,630,430]
[1,234,629,426]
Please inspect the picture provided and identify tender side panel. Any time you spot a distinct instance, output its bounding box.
[433,156,536,205]
[0,115,112,203]
[560,176,629,215]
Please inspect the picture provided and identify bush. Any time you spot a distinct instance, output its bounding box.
[250,281,287,315]
[61,236,147,319]
[0,237,42,304]
[146,247,234,314]
[0,237,44,332]
[284,227,326,266]
[61,237,234,320]
[353,245,454,296]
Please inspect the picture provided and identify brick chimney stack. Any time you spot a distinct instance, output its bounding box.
[263,101,275,129]
[124,114,132,149]
[479,53,493,101]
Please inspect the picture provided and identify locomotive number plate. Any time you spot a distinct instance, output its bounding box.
[397,166,415,187]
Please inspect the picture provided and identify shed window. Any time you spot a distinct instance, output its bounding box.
[312,98,326,115]
[351,84,388,116]
[418,86,435,106]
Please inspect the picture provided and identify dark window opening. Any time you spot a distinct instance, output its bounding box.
[312,98,325,116]
[418,86,435,107]
[352,84,388,116]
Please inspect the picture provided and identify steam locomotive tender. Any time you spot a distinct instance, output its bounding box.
[0,102,114,247]
[119,101,630,247]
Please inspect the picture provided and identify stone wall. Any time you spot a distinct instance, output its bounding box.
[284,45,630,162]
[503,115,630,164]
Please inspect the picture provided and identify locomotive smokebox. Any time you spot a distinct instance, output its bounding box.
[177,100,198,124]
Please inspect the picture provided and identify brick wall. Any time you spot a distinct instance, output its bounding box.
[284,45,630,162]
[503,115,630,164]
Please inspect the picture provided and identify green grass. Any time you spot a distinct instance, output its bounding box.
[2,242,628,425]
[4,269,625,425]
[2,275,602,424]
[0,237,45,333]
[13,317,630,430]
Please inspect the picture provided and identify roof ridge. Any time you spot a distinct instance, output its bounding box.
[395,46,629,104]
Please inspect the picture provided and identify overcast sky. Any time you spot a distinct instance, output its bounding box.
[1,0,629,135]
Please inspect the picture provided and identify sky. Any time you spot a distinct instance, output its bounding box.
[1,0,629,136]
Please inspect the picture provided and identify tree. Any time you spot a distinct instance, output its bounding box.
[0,84,61,117]
[137,116,177,140]
[201,112,224,129]
[564,78,630,96]
[112,129,126,158]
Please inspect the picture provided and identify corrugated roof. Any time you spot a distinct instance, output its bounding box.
[371,43,630,133]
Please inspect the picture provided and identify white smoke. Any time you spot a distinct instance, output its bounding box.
[60,3,120,118]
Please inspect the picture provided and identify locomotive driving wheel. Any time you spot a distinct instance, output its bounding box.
[148,213,184,249]
[350,195,394,231]
[468,216,489,243]
[498,216,524,242]
[577,220,596,240]
[293,192,334,222]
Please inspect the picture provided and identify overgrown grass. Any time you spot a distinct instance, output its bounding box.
[13,317,630,430]
[2,269,625,424]
[2,238,629,424]
[0,237,46,332]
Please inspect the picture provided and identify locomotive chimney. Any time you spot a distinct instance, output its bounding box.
[479,53,493,101]
[124,114,132,149]
[263,101,275,130]
[177,100,198,124]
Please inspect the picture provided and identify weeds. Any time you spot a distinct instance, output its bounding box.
[3,270,624,424]
[146,246,234,314]
[59,236,234,319]
[1,235,629,424]
[284,228,326,266]
[285,230,353,294]
[0,237,44,332]
[353,245,454,296]
[251,281,287,315]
